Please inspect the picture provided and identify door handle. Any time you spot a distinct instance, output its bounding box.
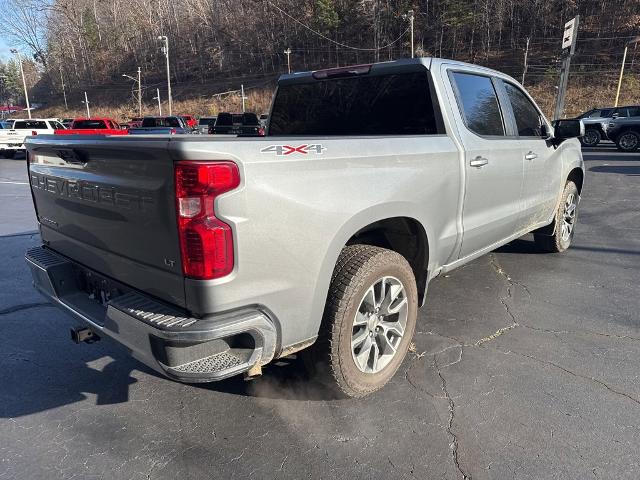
[470,156,489,168]
[525,151,538,161]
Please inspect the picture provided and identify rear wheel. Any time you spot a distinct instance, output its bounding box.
[616,131,640,152]
[309,245,418,398]
[534,181,579,253]
[580,129,601,147]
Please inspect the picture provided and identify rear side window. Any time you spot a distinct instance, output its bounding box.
[14,120,48,129]
[451,72,504,136]
[269,71,438,135]
[504,83,542,137]
[626,106,640,117]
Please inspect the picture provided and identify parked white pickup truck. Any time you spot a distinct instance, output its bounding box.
[0,118,65,158]
[25,58,584,397]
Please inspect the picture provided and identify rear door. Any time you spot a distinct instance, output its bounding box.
[499,80,561,228]
[445,69,525,258]
[27,136,186,307]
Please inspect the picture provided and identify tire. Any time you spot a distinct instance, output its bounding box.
[615,130,640,152]
[2,150,15,159]
[580,129,601,147]
[534,181,579,253]
[308,245,418,398]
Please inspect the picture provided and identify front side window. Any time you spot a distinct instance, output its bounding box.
[269,71,438,135]
[504,83,542,137]
[451,72,505,136]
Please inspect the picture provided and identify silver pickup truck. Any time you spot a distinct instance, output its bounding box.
[25,58,584,397]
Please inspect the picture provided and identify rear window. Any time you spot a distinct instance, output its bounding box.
[216,113,232,126]
[242,113,259,126]
[72,120,107,129]
[142,117,181,127]
[269,71,438,136]
[14,120,48,129]
[199,117,215,125]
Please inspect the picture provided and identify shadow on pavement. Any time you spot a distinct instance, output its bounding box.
[589,165,640,175]
[495,238,540,255]
[0,315,163,418]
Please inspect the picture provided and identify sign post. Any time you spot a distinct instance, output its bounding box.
[553,16,579,120]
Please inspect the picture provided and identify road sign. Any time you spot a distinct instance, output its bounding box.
[562,19,575,49]
[554,16,579,120]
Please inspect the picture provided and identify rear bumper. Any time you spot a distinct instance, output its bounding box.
[0,143,25,150]
[25,246,277,383]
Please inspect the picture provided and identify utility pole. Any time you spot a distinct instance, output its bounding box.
[408,10,415,58]
[59,66,68,111]
[158,36,172,115]
[10,49,31,119]
[83,91,90,118]
[122,69,142,116]
[521,37,530,86]
[241,84,247,113]
[153,88,162,115]
[137,67,142,117]
[553,16,579,121]
[614,36,640,107]
[284,48,292,74]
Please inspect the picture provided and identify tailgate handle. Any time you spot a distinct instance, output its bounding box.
[55,148,86,165]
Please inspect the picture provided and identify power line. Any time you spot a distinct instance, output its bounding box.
[265,0,409,51]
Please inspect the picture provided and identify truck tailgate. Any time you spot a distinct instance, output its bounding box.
[27,135,186,307]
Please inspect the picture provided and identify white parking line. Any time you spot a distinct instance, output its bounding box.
[0,181,28,185]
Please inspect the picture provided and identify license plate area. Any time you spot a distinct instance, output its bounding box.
[75,268,125,307]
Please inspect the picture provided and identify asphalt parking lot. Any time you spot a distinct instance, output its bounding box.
[1,146,639,479]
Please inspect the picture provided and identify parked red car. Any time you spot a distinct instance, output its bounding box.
[179,114,197,129]
[55,118,128,135]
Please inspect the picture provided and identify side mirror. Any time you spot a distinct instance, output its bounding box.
[552,119,584,144]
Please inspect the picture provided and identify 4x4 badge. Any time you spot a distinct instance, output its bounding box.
[260,144,326,156]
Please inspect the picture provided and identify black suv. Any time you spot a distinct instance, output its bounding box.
[209,112,265,136]
[604,106,640,151]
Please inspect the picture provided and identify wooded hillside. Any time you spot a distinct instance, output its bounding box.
[1,0,639,119]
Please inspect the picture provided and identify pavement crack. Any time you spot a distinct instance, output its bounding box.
[496,348,640,408]
[489,253,531,297]
[0,302,52,316]
[435,352,471,480]
[475,323,519,346]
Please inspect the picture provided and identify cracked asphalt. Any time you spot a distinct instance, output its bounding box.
[1,145,639,479]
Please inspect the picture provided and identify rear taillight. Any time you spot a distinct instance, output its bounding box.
[31,131,37,136]
[170,128,177,135]
[258,127,265,136]
[175,161,240,279]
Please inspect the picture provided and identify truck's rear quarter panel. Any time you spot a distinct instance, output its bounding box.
[168,135,460,348]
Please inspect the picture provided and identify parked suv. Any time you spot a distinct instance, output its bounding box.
[575,107,614,147]
[606,114,640,152]
[25,58,584,397]
[210,112,265,136]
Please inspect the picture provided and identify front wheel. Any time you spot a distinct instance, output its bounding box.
[534,181,579,253]
[580,129,601,147]
[616,131,640,152]
[310,245,418,398]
